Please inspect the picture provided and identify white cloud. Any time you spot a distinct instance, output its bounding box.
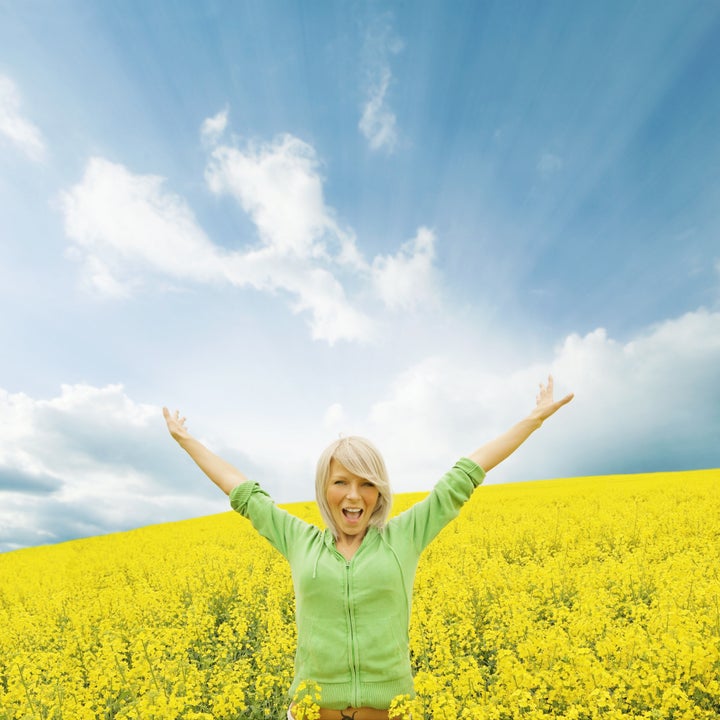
[3,309,718,552]
[200,107,228,145]
[59,153,373,343]
[60,156,226,294]
[371,227,438,310]
[60,130,442,343]
[359,67,398,153]
[206,134,375,342]
[0,384,225,552]
[205,133,439,337]
[0,73,46,161]
[358,15,403,153]
[206,134,364,267]
[365,308,720,492]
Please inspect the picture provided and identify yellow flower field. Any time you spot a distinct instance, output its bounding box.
[1,469,718,720]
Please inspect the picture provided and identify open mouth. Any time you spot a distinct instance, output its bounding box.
[342,508,363,522]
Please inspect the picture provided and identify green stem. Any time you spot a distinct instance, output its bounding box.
[16,664,40,719]
[113,649,142,720]
[142,639,168,700]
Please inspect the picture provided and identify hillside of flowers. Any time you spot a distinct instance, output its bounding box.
[1,468,718,719]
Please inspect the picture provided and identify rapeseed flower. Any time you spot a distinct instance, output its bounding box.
[0,469,718,719]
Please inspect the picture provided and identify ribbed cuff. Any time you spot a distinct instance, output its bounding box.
[455,457,486,487]
[229,481,266,515]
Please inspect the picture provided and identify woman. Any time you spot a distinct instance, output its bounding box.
[164,376,573,720]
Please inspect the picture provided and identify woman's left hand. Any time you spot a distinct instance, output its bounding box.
[529,375,574,424]
[467,375,574,472]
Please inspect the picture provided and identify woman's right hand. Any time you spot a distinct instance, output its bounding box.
[163,407,192,442]
[162,407,246,494]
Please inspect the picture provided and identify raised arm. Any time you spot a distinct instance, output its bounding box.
[468,375,574,473]
[163,407,248,495]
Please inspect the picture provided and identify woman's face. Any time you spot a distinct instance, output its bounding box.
[326,458,379,542]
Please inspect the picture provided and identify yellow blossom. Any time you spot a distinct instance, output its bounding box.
[1,469,718,719]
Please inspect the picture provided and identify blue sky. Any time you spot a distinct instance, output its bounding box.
[1,1,719,552]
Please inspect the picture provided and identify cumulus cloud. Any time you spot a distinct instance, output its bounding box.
[0,384,255,553]
[3,309,718,552]
[207,133,378,341]
[371,227,438,310]
[0,73,46,161]
[206,134,365,268]
[366,308,720,492]
[59,153,373,343]
[200,107,229,145]
[60,130,441,343]
[358,15,403,153]
[60,156,225,295]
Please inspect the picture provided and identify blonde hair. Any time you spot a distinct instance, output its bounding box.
[315,436,392,537]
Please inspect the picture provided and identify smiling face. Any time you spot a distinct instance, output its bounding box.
[325,458,380,543]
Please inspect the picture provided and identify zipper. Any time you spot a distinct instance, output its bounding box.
[330,534,369,709]
[345,559,360,707]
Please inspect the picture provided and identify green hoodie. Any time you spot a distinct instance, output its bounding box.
[229,457,485,710]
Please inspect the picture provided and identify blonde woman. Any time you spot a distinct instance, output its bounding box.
[164,376,573,720]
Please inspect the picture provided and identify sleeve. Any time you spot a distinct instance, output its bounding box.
[388,457,485,554]
[229,481,311,560]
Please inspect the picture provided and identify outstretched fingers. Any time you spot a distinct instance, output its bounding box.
[163,406,189,440]
[536,374,554,405]
[534,375,574,421]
